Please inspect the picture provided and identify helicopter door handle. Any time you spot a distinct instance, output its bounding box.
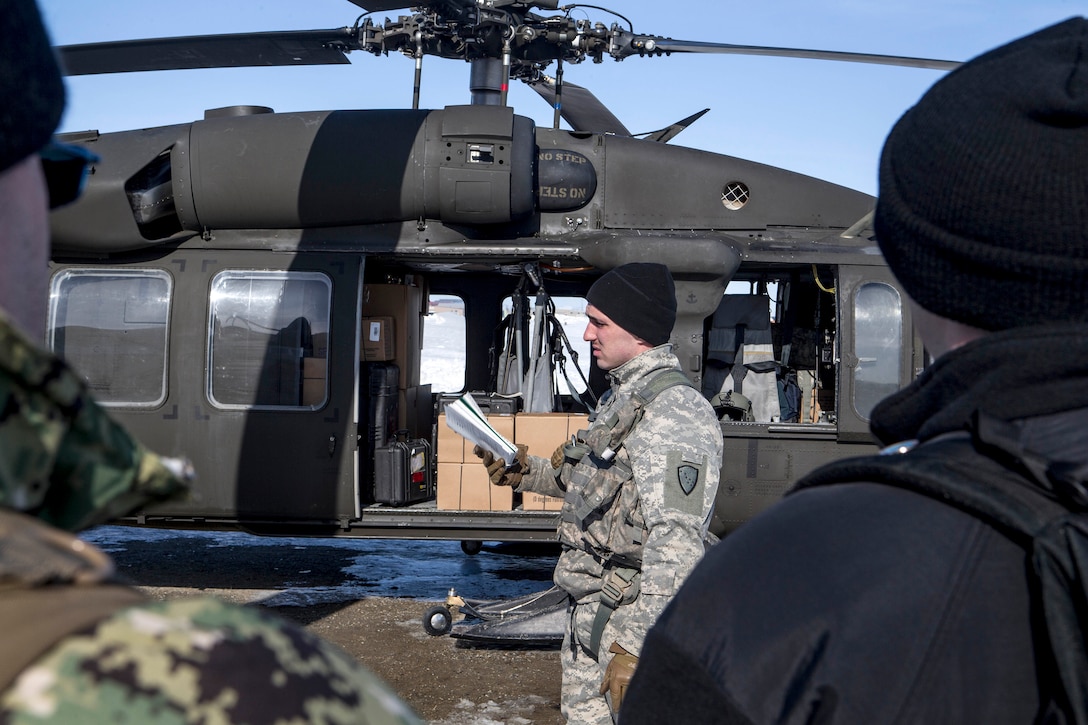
[328,435,337,457]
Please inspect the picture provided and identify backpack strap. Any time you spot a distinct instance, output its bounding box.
[634,369,695,406]
[0,583,147,693]
[793,412,1088,721]
[0,510,148,693]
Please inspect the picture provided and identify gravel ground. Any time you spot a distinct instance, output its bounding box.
[93,528,565,725]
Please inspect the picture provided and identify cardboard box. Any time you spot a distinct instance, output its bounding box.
[301,378,326,407]
[514,413,571,459]
[361,316,395,361]
[437,462,513,511]
[523,492,564,511]
[311,332,328,359]
[301,357,326,379]
[568,414,589,436]
[363,283,423,388]
[519,413,587,511]
[437,412,515,464]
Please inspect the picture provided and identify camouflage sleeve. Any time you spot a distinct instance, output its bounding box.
[516,454,565,497]
[0,596,423,725]
[617,387,723,655]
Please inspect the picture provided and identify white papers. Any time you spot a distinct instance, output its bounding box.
[444,394,518,466]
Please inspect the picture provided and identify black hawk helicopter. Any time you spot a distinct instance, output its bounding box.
[47,0,958,558]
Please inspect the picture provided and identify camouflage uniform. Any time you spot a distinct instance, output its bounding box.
[0,314,423,724]
[518,345,722,724]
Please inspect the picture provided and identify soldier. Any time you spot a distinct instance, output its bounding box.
[477,263,723,723]
[0,2,422,723]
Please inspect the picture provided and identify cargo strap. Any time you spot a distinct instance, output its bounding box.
[589,566,641,657]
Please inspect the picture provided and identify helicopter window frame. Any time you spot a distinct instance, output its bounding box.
[421,293,467,394]
[851,281,903,421]
[47,267,173,409]
[206,270,331,412]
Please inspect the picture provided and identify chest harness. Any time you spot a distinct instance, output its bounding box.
[555,368,694,656]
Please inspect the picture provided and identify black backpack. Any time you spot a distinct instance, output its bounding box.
[794,412,1088,723]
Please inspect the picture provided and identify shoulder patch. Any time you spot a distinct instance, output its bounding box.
[677,465,699,495]
[664,450,708,516]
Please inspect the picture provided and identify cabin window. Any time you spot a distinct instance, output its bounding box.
[48,268,172,407]
[207,271,331,410]
[704,269,837,424]
[422,294,466,393]
[853,281,902,419]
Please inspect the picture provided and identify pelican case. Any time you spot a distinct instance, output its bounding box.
[374,435,433,506]
[437,391,519,415]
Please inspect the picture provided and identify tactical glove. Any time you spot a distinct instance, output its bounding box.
[550,442,567,470]
[599,641,638,713]
[472,444,529,487]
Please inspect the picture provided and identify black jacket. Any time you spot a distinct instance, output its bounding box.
[622,324,1088,723]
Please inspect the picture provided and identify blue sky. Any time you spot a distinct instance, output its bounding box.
[39,0,1081,195]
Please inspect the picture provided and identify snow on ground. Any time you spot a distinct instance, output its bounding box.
[81,525,560,606]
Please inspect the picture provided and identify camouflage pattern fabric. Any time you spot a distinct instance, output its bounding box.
[0,313,188,532]
[0,594,423,725]
[0,317,422,723]
[518,345,723,721]
[561,594,645,724]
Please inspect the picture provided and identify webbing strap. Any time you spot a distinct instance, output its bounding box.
[589,566,640,657]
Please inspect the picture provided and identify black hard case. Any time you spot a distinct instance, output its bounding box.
[365,362,399,454]
[374,437,434,506]
[437,391,519,416]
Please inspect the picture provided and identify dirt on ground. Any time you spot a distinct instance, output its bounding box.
[114,539,565,725]
[139,588,564,724]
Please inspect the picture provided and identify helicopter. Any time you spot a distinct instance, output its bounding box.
[43,0,965,554]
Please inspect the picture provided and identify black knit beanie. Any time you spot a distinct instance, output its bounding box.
[0,0,65,175]
[586,263,676,345]
[874,17,1088,331]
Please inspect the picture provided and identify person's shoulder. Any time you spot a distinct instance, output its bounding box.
[644,381,719,429]
[696,481,1001,592]
[1,595,422,724]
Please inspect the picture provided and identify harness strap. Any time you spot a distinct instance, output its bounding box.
[588,566,640,657]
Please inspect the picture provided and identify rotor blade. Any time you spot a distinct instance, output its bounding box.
[643,108,710,144]
[57,29,358,76]
[344,0,415,10]
[623,36,960,71]
[527,77,631,136]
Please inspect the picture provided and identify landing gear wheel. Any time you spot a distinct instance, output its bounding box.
[423,605,453,636]
[460,540,483,555]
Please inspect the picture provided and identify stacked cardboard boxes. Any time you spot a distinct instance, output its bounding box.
[435,411,589,512]
[516,413,588,510]
[301,356,326,407]
[436,412,515,510]
[362,283,422,389]
[361,281,432,437]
